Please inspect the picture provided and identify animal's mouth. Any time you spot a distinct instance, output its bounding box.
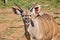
[24,18,31,24]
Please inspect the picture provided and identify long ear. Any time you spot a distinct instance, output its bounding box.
[12,7,23,15]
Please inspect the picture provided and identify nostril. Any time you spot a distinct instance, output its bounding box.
[25,18,29,19]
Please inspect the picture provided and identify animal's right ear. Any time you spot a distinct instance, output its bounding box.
[12,7,23,15]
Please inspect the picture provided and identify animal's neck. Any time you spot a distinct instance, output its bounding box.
[23,18,34,30]
[23,20,30,31]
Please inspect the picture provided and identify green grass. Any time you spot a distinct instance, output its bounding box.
[0,0,60,8]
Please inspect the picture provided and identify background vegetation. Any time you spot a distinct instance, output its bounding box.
[0,0,60,8]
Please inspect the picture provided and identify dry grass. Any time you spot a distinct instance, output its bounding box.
[0,8,25,40]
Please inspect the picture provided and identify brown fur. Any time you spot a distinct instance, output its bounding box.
[31,14,58,40]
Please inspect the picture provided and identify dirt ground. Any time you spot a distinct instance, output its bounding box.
[0,7,60,40]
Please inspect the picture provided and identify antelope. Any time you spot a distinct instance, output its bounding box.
[12,4,58,40]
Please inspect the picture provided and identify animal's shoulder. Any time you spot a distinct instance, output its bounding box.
[35,14,53,21]
[41,14,52,20]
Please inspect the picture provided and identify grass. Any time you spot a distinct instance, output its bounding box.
[1,27,24,40]
[0,0,60,9]
[0,13,22,23]
[0,10,24,39]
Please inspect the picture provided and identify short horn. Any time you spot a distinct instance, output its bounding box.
[29,2,37,12]
[15,3,23,11]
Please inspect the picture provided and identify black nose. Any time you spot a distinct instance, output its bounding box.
[25,18,29,20]
[25,18,27,19]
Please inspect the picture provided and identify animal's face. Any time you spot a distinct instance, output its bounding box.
[12,3,38,24]
[12,7,31,25]
[22,10,31,24]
